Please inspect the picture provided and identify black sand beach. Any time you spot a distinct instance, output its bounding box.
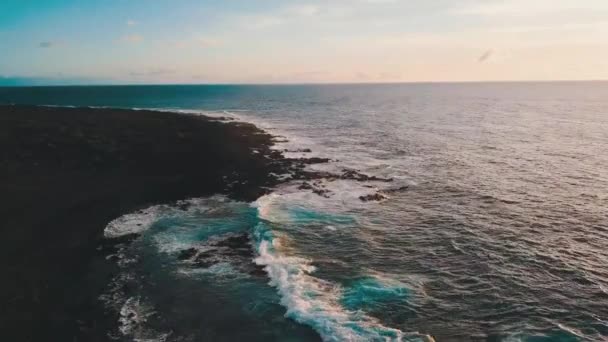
[0,105,290,341]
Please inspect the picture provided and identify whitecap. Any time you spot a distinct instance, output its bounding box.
[118,296,154,336]
[104,205,163,238]
[252,194,433,342]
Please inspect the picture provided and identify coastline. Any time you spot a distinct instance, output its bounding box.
[0,105,294,341]
[1,82,606,341]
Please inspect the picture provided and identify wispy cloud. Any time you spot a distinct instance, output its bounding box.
[478,49,494,63]
[244,15,284,29]
[488,22,608,33]
[169,37,223,49]
[355,70,402,81]
[286,5,320,17]
[39,41,55,48]
[7,0,608,83]
[453,0,608,16]
[198,37,222,48]
[120,34,143,43]
[129,67,176,77]
[228,4,328,30]
[38,41,68,48]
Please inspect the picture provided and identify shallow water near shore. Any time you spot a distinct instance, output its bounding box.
[3,82,608,341]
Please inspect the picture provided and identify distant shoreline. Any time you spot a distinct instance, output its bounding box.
[0,105,290,341]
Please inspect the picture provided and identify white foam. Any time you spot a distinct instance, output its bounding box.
[253,192,287,222]
[254,229,431,341]
[177,262,248,281]
[253,194,433,342]
[154,108,241,121]
[117,297,172,342]
[104,205,163,238]
[103,197,227,238]
[152,232,194,254]
[118,296,155,336]
[95,102,426,340]
[556,323,586,339]
[40,104,77,108]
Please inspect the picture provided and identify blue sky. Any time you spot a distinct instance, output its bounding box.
[1,0,607,84]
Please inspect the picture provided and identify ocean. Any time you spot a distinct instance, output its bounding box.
[2,82,607,341]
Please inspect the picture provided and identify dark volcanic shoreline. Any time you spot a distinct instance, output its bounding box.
[0,105,296,341]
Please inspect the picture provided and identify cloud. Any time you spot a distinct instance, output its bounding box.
[453,0,608,16]
[488,22,608,34]
[478,49,494,63]
[129,68,176,77]
[245,15,284,29]
[120,34,143,43]
[38,41,67,48]
[229,4,326,30]
[198,38,222,48]
[169,37,223,48]
[127,19,137,27]
[287,70,331,81]
[354,71,402,81]
[287,5,320,17]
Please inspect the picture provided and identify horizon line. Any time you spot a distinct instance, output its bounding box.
[1,79,608,88]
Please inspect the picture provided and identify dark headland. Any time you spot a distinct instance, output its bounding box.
[0,105,297,341]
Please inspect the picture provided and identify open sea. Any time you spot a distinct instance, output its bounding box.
[1,82,608,341]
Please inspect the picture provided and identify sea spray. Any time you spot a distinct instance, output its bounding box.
[252,194,433,342]
[102,196,323,341]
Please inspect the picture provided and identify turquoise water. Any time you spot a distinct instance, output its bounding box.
[341,277,411,312]
[102,197,429,341]
[2,83,608,341]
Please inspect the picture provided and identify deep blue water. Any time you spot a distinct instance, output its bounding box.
[2,82,608,341]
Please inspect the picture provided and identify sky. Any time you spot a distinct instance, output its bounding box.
[1,0,608,85]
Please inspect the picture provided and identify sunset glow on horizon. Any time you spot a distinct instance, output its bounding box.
[2,0,608,85]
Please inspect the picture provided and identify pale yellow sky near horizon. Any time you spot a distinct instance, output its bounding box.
[2,0,608,84]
